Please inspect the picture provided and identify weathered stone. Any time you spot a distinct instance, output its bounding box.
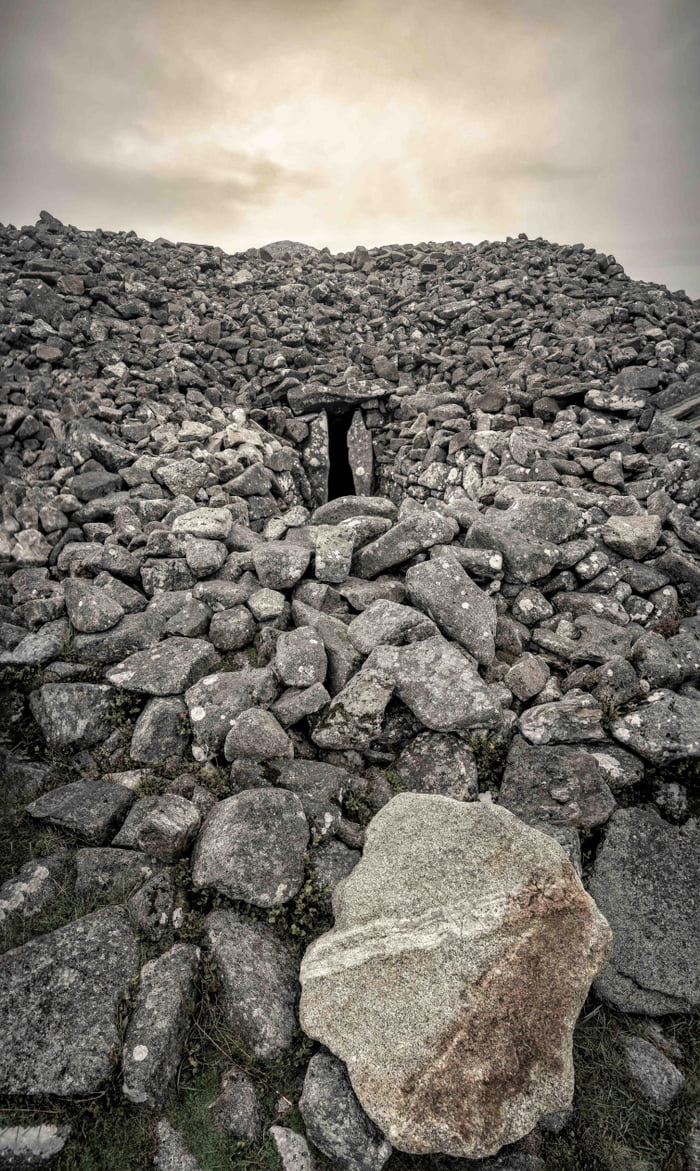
[590,807,700,1014]
[192,789,309,906]
[272,682,331,728]
[505,654,550,702]
[353,512,458,578]
[0,854,70,928]
[112,794,200,861]
[63,578,124,633]
[519,690,606,745]
[300,795,611,1158]
[466,519,560,584]
[28,683,115,749]
[203,910,298,1059]
[171,507,233,539]
[0,619,70,668]
[274,626,327,687]
[211,1066,263,1142]
[26,779,135,845]
[129,696,188,763]
[185,668,278,759]
[154,459,209,497]
[0,907,139,1095]
[74,847,161,898]
[208,606,256,651]
[122,943,199,1107]
[153,1119,201,1171]
[271,760,351,841]
[269,1126,314,1171]
[312,666,395,750]
[406,552,497,666]
[601,514,662,559]
[395,733,478,801]
[498,738,616,828]
[610,689,700,761]
[127,871,175,941]
[253,542,311,589]
[224,707,293,760]
[313,524,357,583]
[619,1034,685,1111]
[0,1123,71,1167]
[299,1053,393,1171]
[106,637,219,695]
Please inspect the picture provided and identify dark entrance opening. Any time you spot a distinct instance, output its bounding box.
[327,410,355,500]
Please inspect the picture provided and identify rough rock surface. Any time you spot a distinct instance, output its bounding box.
[0,907,139,1095]
[1,213,699,1164]
[299,794,611,1158]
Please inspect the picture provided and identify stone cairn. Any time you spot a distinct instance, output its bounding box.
[0,211,698,1169]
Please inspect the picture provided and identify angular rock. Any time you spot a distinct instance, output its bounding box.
[519,690,607,745]
[271,760,351,841]
[498,738,616,828]
[208,606,256,651]
[28,683,115,749]
[299,1053,393,1171]
[353,512,458,578]
[203,910,299,1059]
[127,871,175,941]
[129,696,188,763]
[601,514,662,559]
[253,542,311,589]
[0,854,70,928]
[0,907,139,1095]
[192,788,309,906]
[313,524,357,583]
[269,1126,314,1171]
[611,689,700,761]
[106,637,219,696]
[589,807,700,1014]
[299,795,611,1158]
[395,733,478,801]
[26,779,135,845]
[75,847,161,898]
[211,1066,262,1142]
[406,552,497,666]
[312,666,395,750]
[185,667,278,759]
[153,1119,201,1171]
[171,507,233,539]
[224,708,293,760]
[111,795,200,862]
[274,626,327,687]
[63,578,124,633]
[122,942,199,1107]
[347,600,437,656]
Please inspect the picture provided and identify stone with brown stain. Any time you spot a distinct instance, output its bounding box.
[299,794,611,1159]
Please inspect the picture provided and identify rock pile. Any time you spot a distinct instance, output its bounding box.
[0,210,698,1168]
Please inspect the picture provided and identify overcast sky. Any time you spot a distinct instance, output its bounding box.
[1,0,698,294]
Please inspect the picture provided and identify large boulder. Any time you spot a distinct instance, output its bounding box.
[299,794,611,1159]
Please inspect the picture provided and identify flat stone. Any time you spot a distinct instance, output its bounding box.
[0,854,70,928]
[72,611,166,666]
[106,637,219,695]
[406,552,497,667]
[171,507,233,539]
[611,689,700,761]
[154,459,209,497]
[272,683,331,728]
[299,1053,393,1171]
[28,683,115,749]
[498,738,616,829]
[26,779,135,845]
[313,524,357,583]
[127,871,175,942]
[75,847,161,898]
[192,788,309,906]
[395,733,478,801]
[466,519,560,584]
[129,696,189,763]
[271,760,352,841]
[208,606,256,651]
[0,907,139,1095]
[203,910,299,1060]
[122,942,199,1107]
[299,795,611,1158]
[312,666,395,750]
[590,807,700,1014]
[353,512,458,578]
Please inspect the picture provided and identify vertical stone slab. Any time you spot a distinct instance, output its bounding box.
[348,410,374,495]
[302,413,330,508]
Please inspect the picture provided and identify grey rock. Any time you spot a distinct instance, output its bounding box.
[27,779,135,845]
[171,506,233,539]
[0,619,70,667]
[406,551,497,666]
[185,667,278,760]
[619,1033,685,1111]
[0,854,70,927]
[63,579,124,633]
[269,1126,314,1171]
[129,696,188,763]
[224,708,293,760]
[312,496,397,526]
[122,942,199,1107]
[253,542,311,589]
[505,654,550,701]
[590,807,700,1013]
[601,514,662,559]
[127,871,175,941]
[299,1053,393,1171]
[313,524,356,583]
[466,518,560,584]
[0,906,139,1095]
[247,587,286,621]
[28,683,115,749]
[112,795,200,861]
[312,839,362,893]
[75,847,160,898]
[203,910,299,1059]
[347,600,436,656]
[272,683,331,728]
[208,606,256,651]
[611,689,700,761]
[291,601,363,695]
[183,537,227,578]
[395,733,478,801]
[192,788,309,906]
[71,610,166,666]
[519,690,607,745]
[211,1066,262,1142]
[312,665,395,750]
[106,636,219,695]
[152,1119,201,1171]
[274,626,327,687]
[154,458,209,497]
[272,760,352,841]
[353,511,458,577]
[498,738,616,828]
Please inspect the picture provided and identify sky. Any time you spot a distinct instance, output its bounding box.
[1,0,699,295]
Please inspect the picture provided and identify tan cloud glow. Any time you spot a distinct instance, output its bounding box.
[1,0,698,292]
